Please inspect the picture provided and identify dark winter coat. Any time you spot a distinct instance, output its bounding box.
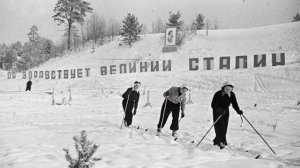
[211,90,240,115]
[26,81,32,91]
[211,89,241,146]
[122,87,140,127]
[122,87,140,112]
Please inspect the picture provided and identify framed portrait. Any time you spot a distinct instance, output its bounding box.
[165,27,177,46]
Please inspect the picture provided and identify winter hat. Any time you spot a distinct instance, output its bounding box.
[222,81,234,88]
[134,81,141,86]
[181,84,188,90]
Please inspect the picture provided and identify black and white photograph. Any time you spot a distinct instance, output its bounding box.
[165,27,177,46]
[0,0,300,168]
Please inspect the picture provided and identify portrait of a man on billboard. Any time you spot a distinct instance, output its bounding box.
[165,27,177,46]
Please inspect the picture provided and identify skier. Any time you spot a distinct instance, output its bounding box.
[211,81,243,149]
[121,81,141,127]
[156,84,188,137]
[25,79,32,91]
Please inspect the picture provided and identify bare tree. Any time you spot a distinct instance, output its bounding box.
[87,13,107,46]
[152,17,165,34]
[107,18,121,41]
[79,22,87,48]
[205,19,211,36]
[213,19,220,30]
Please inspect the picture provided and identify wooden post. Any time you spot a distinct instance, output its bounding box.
[51,88,55,105]
[68,87,72,102]
[144,90,152,108]
[186,89,193,104]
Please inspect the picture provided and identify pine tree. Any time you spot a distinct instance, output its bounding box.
[17,26,56,70]
[53,0,93,51]
[167,11,184,27]
[3,48,17,70]
[292,13,300,22]
[27,25,40,45]
[119,13,143,47]
[152,17,165,33]
[63,130,101,168]
[194,13,205,30]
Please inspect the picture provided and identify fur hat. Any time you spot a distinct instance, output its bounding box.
[222,81,234,88]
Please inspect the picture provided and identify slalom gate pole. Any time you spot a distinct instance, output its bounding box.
[242,114,276,154]
[158,98,168,133]
[120,94,130,129]
[196,115,223,148]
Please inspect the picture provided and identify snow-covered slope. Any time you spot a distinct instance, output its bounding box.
[0,23,300,168]
[1,22,300,92]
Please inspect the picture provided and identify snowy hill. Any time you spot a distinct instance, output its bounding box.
[1,22,300,92]
[0,22,300,168]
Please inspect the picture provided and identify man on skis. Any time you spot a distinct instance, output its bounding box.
[211,81,243,149]
[156,84,188,138]
[121,81,141,127]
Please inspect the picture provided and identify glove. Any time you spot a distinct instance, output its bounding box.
[181,112,185,118]
[133,109,137,115]
[237,110,243,115]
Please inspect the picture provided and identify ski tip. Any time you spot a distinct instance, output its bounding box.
[255,155,261,159]
[145,129,148,131]
[190,140,195,143]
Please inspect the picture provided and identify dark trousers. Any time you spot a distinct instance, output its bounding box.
[122,100,134,127]
[213,110,229,145]
[157,100,180,131]
[26,86,31,91]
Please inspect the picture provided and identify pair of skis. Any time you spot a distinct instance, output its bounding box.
[130,124,261,159]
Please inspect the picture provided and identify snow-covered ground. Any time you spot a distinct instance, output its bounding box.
[0,22,300,168]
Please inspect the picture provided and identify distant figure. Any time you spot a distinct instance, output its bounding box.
[25,79,32,91]
[211,81,243,149]
[156,84,188,138]
[121,81,141,127]
[167,30,174,43]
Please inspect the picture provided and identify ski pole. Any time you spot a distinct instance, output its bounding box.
[120,94,130,129]
[158,98,168,134]
[242,114,276,154]
[196,115,223,147]
[179,117,182,123]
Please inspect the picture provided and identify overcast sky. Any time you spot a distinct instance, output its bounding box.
[0,0,299,44]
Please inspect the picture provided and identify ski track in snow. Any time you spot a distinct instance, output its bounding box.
[1,22,300,168]
[0,88,299,168]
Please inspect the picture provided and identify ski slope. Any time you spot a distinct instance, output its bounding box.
[0,22,300,168]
